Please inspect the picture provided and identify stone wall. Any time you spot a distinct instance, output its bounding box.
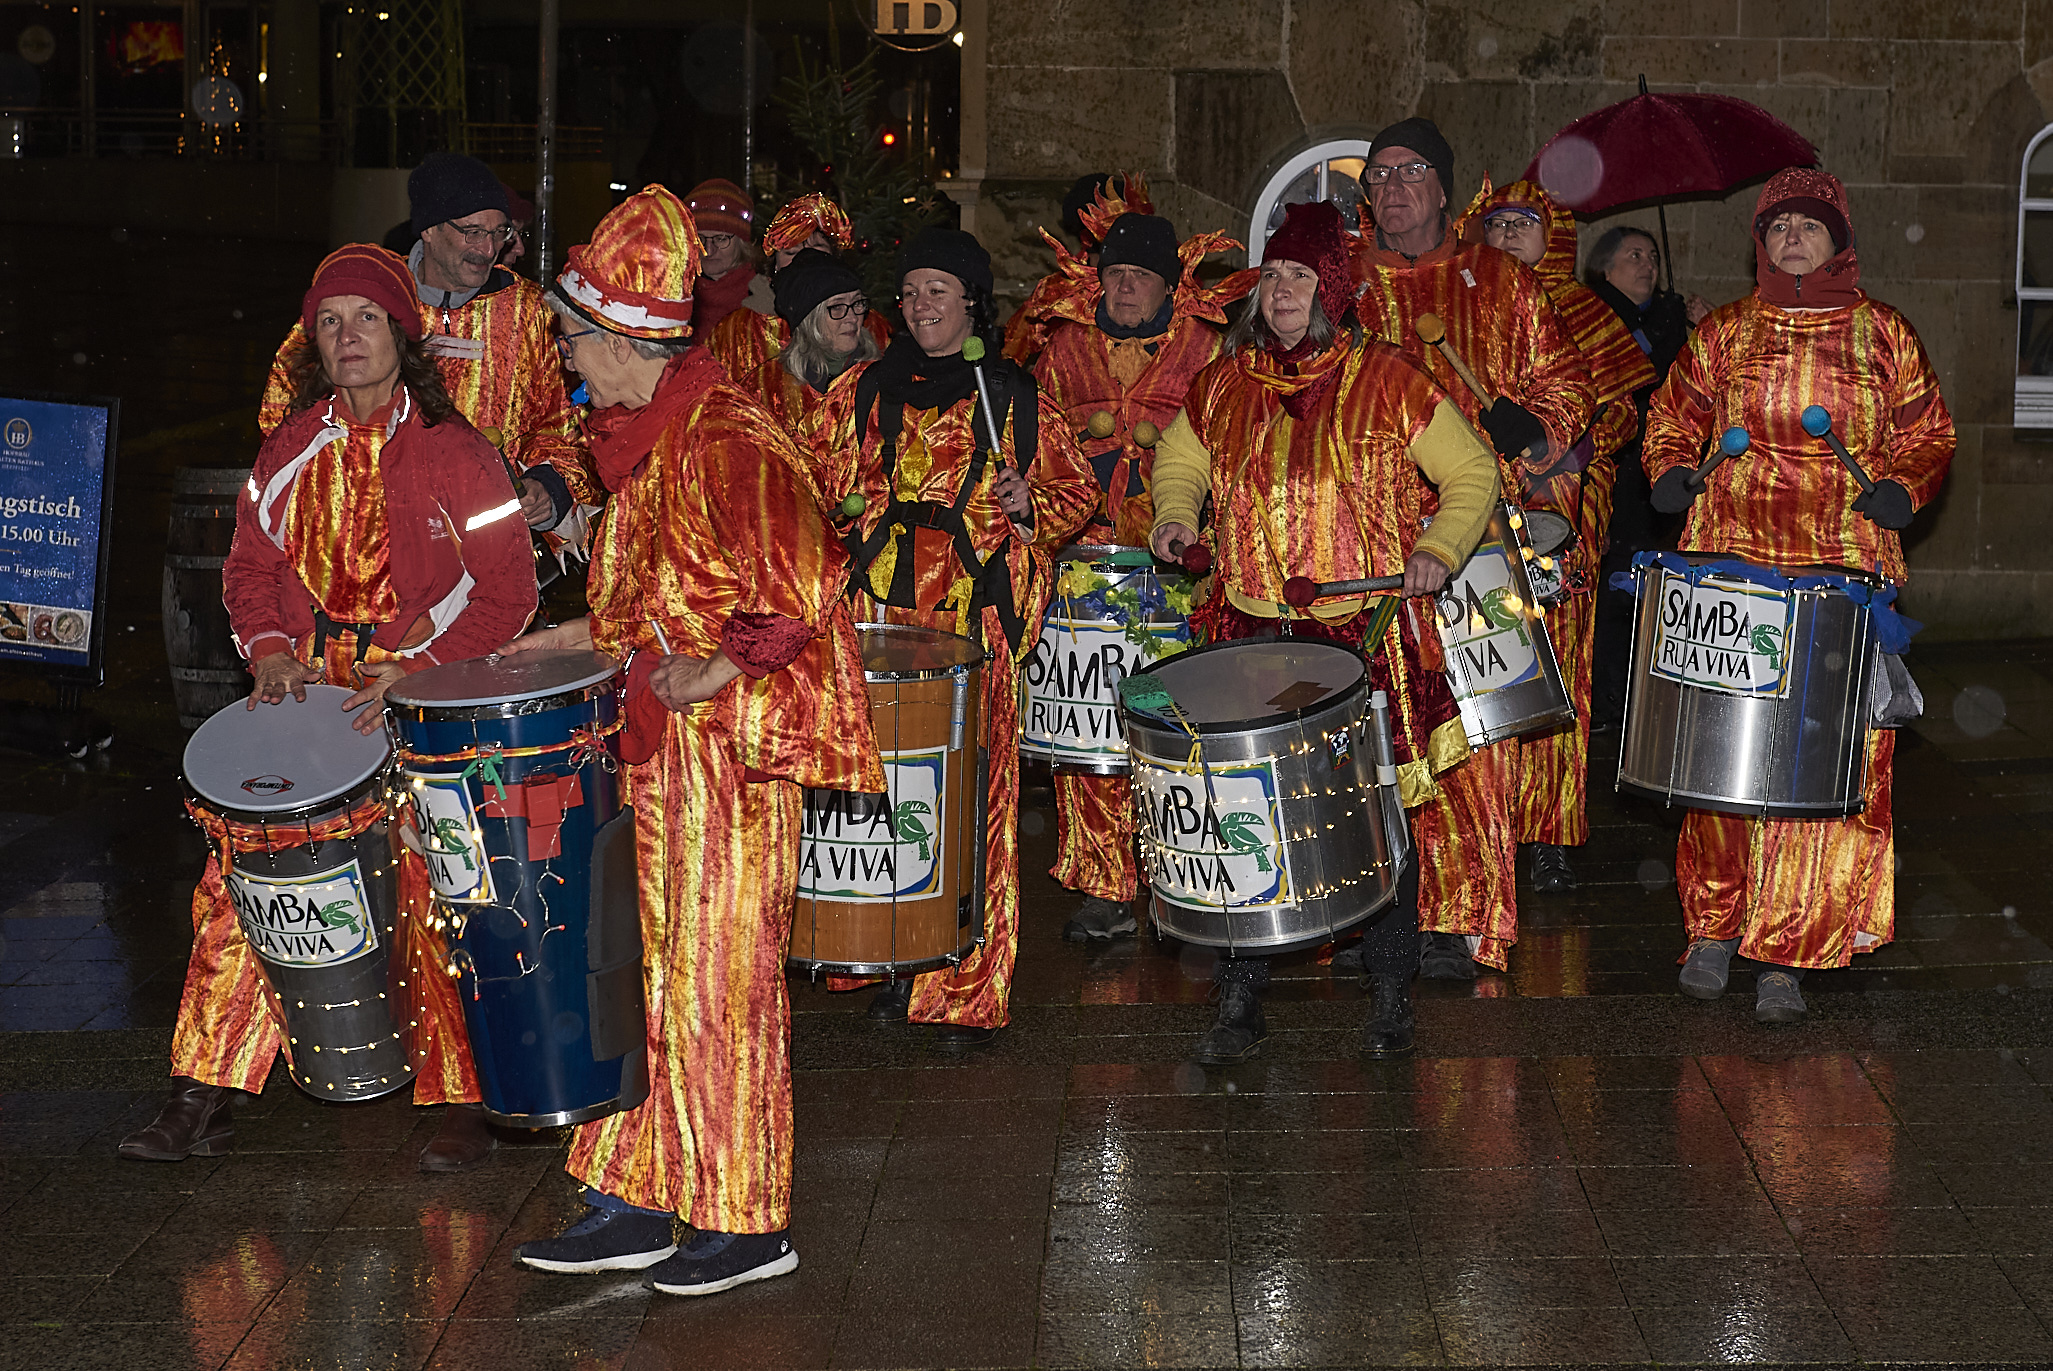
[962,0,2053,638]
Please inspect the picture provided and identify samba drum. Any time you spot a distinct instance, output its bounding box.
[1518,507,1577,607]
[1431,501,1574,747]
[1019,545,1194,772]
[791,624,986,976]
[182,685,412,1101]
[1617,551,1880,818]
[1122,639,1408,956]
[385,650,647,1128]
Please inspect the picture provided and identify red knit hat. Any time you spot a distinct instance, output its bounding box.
[301,243,422,339]
[555,185,702,339]
[1262,201,1356,328]
[764,193,854,254]
[1753,166,1851,251]
[685,177,754,240]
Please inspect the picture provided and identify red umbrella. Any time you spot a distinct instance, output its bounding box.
[1524,78,1817,288]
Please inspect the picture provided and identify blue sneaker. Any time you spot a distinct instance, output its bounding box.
[646,1228,798,1296]
[514,1204,678,1273]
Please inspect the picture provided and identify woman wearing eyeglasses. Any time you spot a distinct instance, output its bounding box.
[705,194,895,384]
[740,249,880,461]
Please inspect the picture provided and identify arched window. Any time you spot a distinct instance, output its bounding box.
[1247,135,1373,266]
[2015,125,2053,429]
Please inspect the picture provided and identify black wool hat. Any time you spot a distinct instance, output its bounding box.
[409,152,511,236]
[773,248,865,328]
[896,226,994,296]
[1369,118,1456,202]
[1098,213,1181,288]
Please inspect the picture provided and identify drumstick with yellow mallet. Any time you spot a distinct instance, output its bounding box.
[1413,313,1539,463]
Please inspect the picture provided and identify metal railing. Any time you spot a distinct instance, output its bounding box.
[0,110,605,164]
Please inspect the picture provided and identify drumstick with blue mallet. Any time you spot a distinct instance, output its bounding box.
[1688,426,1752,490]
[1799,405,1876,493]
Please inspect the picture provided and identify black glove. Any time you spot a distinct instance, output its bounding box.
[1479,398,1547,460]
[1649,466,1701,515]
[1852,479,1914,530]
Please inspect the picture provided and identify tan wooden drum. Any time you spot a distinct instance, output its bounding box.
[789,624,988,976]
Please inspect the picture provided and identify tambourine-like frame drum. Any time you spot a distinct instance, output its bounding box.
[386,650,647,1129]
[182,685,413,1102]
[1019,545,1194,774]
[1123,639,1409,957]
[790,624,987,977]
[1618,553,1879,819]
[1518,507,1579,607]
[1432,501,1575,747]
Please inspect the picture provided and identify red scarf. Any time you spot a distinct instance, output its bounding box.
[690,265,755,340]
[582,348,728,492]
[1238,336,1352,420]
[1754,238,1862,310]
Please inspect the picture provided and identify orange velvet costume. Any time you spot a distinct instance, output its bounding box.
[553,187,883,1230]
[1466,181,1655,850]
[817,353,1099,1028]
[1354,213,1597,968]
[1644,275,1952,970]
[1027,229,1250,904]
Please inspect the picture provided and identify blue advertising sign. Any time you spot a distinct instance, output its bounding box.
[0,393,120,680]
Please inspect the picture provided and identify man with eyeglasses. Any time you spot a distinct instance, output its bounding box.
[703,193,893,383]
[258,153,599,568]
[249,152,597,1172]
[1353,117,1596,984]
[1025,208,1253,942]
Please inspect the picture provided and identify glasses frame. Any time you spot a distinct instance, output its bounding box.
[443,220,518,247]
[1363,161,1434,186]
[555,324,598,359]
[823,298,869,321]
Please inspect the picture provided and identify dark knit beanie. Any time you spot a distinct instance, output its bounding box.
[1098,213,1182,288]
[896,227,994,296]
[1061,172,1112,245]
[409,152,511,236]
[1369,118,1456,202]
[773,248,864,328]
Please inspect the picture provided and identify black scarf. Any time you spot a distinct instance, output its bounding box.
[1095,296,1173,341]
[855,331,981,441]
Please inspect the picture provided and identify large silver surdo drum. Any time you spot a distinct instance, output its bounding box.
[1618,551,1880,818]
[1122,639,1408,955]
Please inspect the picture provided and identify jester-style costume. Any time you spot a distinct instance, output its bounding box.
[1644,170,1952,1001]
[820,233,1098,1032]
[1465,181,1655,858]
[1003,172,1154,367]
[1025,212,1251,918]
[127,245,538,1166]
[260,259,601,556]
[1355,179,1596,972]
[518,189,881,1290]
[705,194,893,381]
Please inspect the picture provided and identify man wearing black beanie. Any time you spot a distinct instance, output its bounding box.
[1352,116,1599,982]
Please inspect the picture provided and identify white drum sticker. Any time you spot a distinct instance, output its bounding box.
[1649,570,1794,697]
[1436,536,1543,702]
[1134,759,1295,913]
[1021,620,1183,763]
[229,860,378,968]
[406,772,497,904]
[799,747,947,902]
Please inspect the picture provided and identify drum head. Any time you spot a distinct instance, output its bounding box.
[859,623,986,680]
[1523,509,1575,554]
[385,649,620,709]
[1141,639,1366,732]
[183,684,392,813]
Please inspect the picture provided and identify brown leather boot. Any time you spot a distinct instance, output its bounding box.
[117,1077,235,1161]
[419,1102,496,1173]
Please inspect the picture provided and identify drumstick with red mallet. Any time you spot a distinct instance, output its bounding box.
[1281,573,1403,609]
[1800,405,1876,493]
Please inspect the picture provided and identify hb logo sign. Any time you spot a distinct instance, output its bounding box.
[873,1,957,35]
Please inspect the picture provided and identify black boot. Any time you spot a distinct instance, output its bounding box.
[1363,973,1415,1058]
[118,1077,235,1161]
[867,979,914,1022]
[1194,982,1267,1064]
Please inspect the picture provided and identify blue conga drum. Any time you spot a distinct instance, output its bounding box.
[384,649,647,1127]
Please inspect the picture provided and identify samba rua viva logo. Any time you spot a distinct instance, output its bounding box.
[1653,574,1789,695]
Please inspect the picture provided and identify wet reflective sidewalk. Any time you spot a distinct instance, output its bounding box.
[4,641,2053,1368]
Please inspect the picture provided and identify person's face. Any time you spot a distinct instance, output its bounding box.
[1100,264,1170,329]
[498,223,529,268]
[1367,145,1446,240]
[1604,234,1660,306]
[899,268,975,357]
[1766,212,1836,276]
[313,295,402,393]
[1258,258,1318,350]
[773,230,837,271]
[420,209,508,291]
[700,231,746,278]
[1481,212,1545,267]
[556,319,635,408]
[816,290,866,354]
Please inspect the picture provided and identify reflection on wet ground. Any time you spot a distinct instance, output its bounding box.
[9,226,2053,1365]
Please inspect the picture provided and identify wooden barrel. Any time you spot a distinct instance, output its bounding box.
[163,467,249,730]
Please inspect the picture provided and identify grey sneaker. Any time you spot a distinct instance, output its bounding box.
[1678,938,1739,1000]
[1755,970,1807,1024]
[1062,896,1138,942]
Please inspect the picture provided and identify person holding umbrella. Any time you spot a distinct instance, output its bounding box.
[1643,168,1954,1024]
